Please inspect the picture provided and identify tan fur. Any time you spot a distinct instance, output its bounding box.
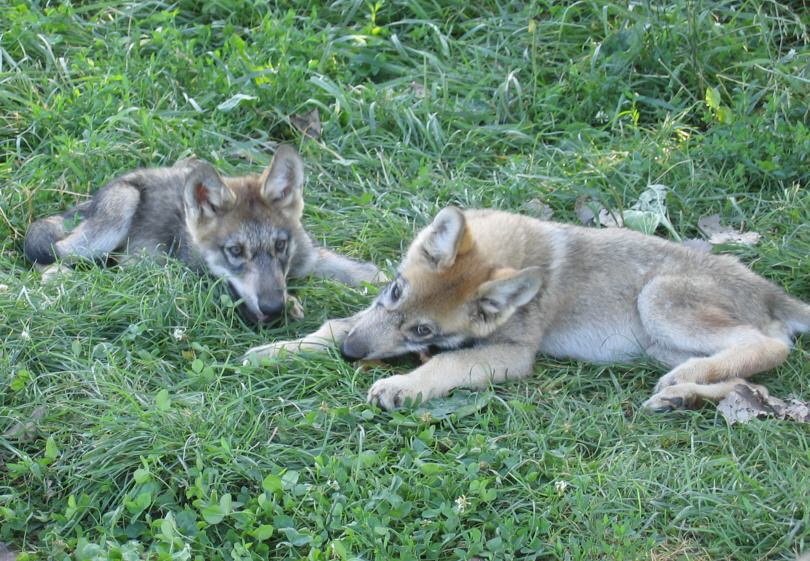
[25,145,386,324]
[244,206,810,411]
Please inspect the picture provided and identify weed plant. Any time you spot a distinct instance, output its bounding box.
[1,1,808,560]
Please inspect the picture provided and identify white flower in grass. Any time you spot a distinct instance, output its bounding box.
[555,480,569,494]
[20,330,30,341]
[455,495,470,513]
[172,328,186,341]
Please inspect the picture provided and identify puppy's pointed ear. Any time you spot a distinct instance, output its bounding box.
[421,206,474,270]
[474,267,542,323]
[260,145,305,209]
[184,162,236,223]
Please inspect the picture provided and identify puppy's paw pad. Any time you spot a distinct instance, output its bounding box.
[241,342,299,365]
[286,296,305,320]
[367,377,421,411]
[641,393,687,413]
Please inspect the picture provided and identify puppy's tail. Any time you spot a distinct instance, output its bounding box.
[774,291,810,338]
[24,200,92,265]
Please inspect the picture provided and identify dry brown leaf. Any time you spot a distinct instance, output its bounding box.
[716,384,810,425]
[290,108,321,141]
[0,544,17,561]
[698,214,761,246]
[526,198,554,221]
[574,195,623,228]
[574,195,598,226]
[3,405,46,441]
[598,207,623,228]
[410,81,426,98]
[709,231,762,246]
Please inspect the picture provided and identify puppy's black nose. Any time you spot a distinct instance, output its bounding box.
[258,299,285,320]
[340,338,369,362]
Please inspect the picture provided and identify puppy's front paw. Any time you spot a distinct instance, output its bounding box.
[286,295,305,320]
[242,335,339,366]
[38,262,72,282]
[641,392,686,413]
[642,384,703,413]
[241,341,298,366]
[652,371,679,394]
[367,375,423,410]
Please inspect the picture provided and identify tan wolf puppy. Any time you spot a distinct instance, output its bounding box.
[24,145,384,324]
[245,206,810,411]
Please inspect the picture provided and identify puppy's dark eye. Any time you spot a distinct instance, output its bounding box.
[275,239,287,252]
[412,324,433,337]
[227,245,243,257]
[390,283,402,302]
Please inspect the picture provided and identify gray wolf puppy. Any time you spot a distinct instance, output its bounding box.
[24,145,384,324]
[244,206,809,411]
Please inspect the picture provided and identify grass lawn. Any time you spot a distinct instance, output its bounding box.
[1,1,809,559]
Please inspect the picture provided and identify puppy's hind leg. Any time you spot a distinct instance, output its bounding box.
[649,329,789,394]
[640,325,788,411]
[25,200,93,266]
[55,183,140,262]
[642,378,774,412]
[638,276,790,411]
[643,329,788,411]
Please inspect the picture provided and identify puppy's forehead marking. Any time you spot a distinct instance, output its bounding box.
[398,271,476,317]
[227,224,289,252]
[403,251,490,296]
